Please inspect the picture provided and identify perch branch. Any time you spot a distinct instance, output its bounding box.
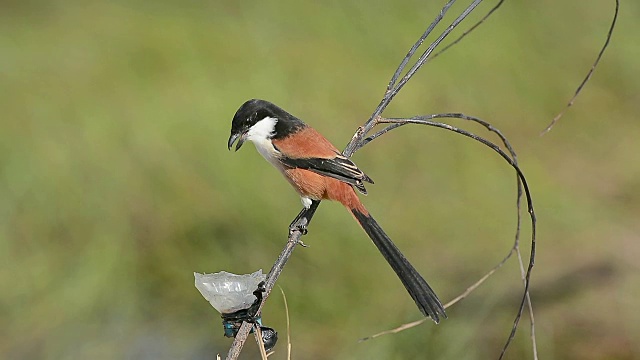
[225,226,307,360]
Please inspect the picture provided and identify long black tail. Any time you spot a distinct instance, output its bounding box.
[351,208,446,323]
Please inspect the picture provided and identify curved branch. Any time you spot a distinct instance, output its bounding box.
[374,116,537,358]
[541,0,619,134]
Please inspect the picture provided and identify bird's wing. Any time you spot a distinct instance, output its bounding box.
[272,126,373,194]
[278,154,373,194]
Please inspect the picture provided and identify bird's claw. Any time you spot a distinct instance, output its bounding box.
[288,221,310,247]
[289,218,309,235]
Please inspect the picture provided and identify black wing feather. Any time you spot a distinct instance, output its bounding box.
[279,154,374,194]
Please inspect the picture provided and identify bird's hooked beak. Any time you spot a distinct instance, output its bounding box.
[228,131,248,151]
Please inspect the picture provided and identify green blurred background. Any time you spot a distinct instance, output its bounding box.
[2,0,639,359]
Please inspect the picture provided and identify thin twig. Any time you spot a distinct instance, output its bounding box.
[446,249,515,310]
[358,318,428,342]
[254,325,268,359]
[541,0,619,134]
[430,0,505,61]
[359,245,516,342]
[377,117,531,184]
[387,0,458,92]
[516,244,539,360]
[279,286,293,360]
[499,221,537,358]
[510,170,538,359]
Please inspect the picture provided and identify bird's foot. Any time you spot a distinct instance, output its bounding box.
[288,220,310,247]
[289,218,309,236]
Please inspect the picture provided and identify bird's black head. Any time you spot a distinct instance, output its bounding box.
[228,99,304,151]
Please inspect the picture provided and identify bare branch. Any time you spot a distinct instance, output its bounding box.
[516,242,539,360]
[430,0,505,61]
[344,0,487,157]
[225,228,306,360]
[377,117,527,180]
[387,0,458,92]
[254,326,268,359]
[358,318,429,342]
[541,0,619,134]
[279,287,293,360]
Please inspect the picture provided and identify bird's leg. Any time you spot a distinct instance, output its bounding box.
[289,200,320,240]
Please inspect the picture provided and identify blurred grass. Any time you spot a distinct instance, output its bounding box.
[1,0,639,359]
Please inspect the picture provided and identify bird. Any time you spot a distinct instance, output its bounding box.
[228,99,446,323]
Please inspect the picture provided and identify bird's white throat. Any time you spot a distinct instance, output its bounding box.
[246,116,280,165]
